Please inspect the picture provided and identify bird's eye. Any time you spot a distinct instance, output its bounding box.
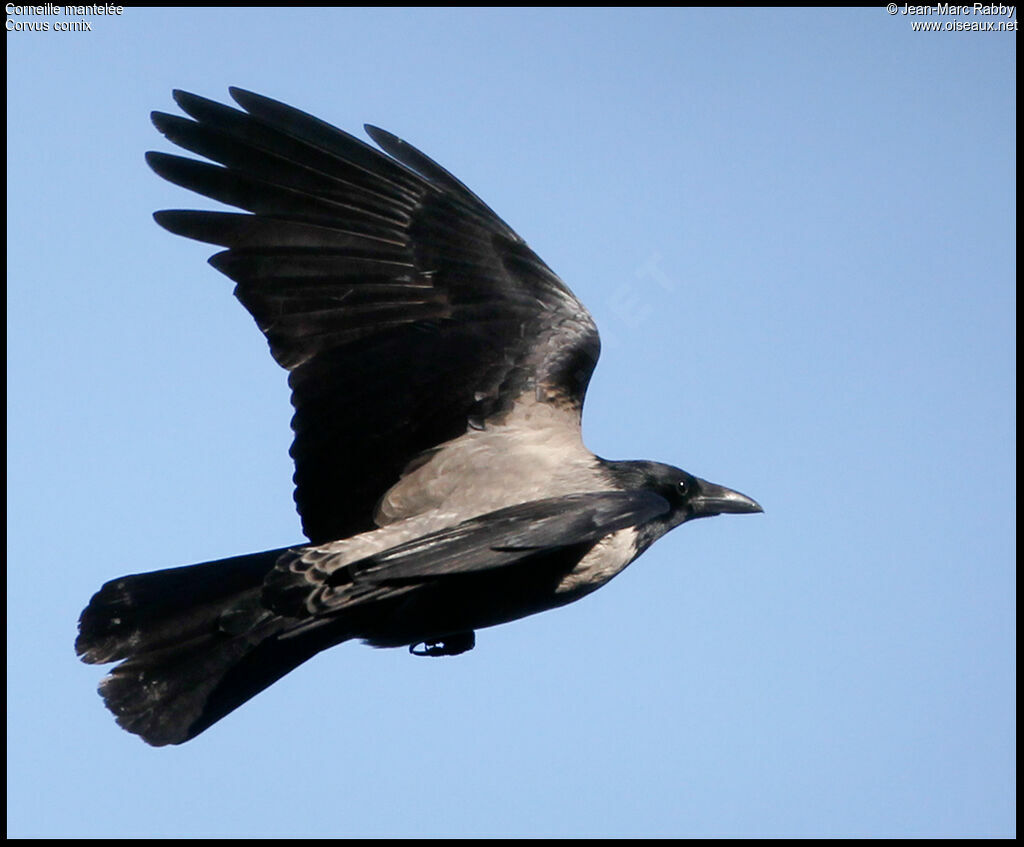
[677,479,689,496]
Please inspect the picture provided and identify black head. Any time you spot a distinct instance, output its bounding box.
[605,459,762,538]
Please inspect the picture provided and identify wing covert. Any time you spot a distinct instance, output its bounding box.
[265,491,669,618]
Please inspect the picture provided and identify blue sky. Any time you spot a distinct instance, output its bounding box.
[7,7,1014,838]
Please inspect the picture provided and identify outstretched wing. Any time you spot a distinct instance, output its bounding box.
[265,491,669,619]
[149,88,602,544]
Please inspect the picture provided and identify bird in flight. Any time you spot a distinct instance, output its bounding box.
[76,88,762,746]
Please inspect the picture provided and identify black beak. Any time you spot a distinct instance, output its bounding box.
[690,477,763,519]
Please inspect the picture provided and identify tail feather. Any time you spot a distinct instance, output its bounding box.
[76,548,289,664]
[76,546,349,746]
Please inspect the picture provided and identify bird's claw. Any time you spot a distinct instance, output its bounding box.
[409,631,476,657]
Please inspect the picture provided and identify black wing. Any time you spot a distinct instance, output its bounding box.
[265,491,670,619]
[148,88,601,544]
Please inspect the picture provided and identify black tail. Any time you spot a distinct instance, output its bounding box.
[76,547,345,746]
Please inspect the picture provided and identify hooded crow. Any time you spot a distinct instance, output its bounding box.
[76,88,762,746]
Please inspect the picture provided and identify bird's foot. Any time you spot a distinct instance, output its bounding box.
[409,631,476,657]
